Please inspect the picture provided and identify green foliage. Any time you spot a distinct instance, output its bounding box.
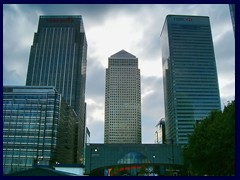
[183,100,235,176]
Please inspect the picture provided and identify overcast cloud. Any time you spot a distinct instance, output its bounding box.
[3,4,235,143]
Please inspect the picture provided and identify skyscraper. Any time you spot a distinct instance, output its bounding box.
[3,86,77,174]
[26,15,87,163]
[160,15,221,145]
[104,50,141,144]
[155,118,166,144]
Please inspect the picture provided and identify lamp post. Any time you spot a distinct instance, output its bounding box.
[153,155,155,167]
[89,147,98,175]
[153,155,156,175]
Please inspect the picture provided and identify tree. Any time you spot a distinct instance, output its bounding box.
[183,100,235,176]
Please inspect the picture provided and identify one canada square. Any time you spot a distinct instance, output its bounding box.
[160,15,221,145]
[26,16,87,163]
[104,50,141,144]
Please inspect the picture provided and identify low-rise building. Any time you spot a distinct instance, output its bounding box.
[3,86,78,174]
[85,143,183,176]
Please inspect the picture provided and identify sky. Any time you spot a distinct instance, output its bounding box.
[3,4,235,143]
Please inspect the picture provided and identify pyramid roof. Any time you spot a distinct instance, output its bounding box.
[110,50,136,59]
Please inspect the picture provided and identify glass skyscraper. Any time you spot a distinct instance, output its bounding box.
[104,50,141,144]
[160,15,221,145]
[25,16,87,162]
[3,86,77,174]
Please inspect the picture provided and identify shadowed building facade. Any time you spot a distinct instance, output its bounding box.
[25,16,87,162]
[3,86,77,174]
[160,15,221,145]
[85,143,183,176]
[104,50,141,144]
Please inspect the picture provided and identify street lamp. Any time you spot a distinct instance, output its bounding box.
[90,147,98,175]
[152,155,155,164]
[153,155,156,175]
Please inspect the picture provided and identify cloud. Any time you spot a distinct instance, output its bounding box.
[87,120,104,143]
[86,98,104,123]
[141,76,165,143]
[214,29,235,80]
[3,65,25,85]
[3,4,42,86]
[221,95,235,110]
[219,79,235,110]
[142,87,163,121]
[86,57,105,99]
[86,12,145,68]
[85,58,105,122]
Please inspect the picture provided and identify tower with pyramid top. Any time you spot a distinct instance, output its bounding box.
[104,50,141,144]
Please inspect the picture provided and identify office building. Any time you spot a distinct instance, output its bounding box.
[155,118,166,144]
[85,143,183,176]
[160,15,221,145]
[3,86,77,174]
[25,16,87,162]
[104,50,141,144]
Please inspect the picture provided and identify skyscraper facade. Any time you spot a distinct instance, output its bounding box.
[160,15,221,145]
[3,86,77,174]
[104,50,141,144]
[155,118,166,144]
[25,16,87,162]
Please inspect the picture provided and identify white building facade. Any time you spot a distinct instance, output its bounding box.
[104,50,141,144]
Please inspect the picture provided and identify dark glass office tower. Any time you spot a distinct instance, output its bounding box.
[160,15,221,145]
[26,16,87,163]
